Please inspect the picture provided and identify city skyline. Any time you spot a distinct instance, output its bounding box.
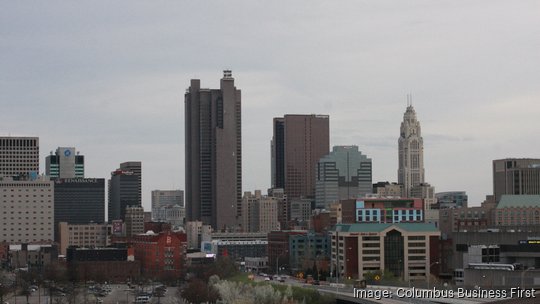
[2,2,540,208]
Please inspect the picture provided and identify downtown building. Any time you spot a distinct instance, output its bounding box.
[241,190,280,233]
[132,230,188,280]
[329,196,440,282]
[152,190,185,228]
[315,145,372,209]
[185,71,242,231]
[493,158,540,203]
[108,168,140,222]
[398,104,425,197]
[57,222,112,256]
[45,147,84,178]
[53,178,106,240]
[271,115,329,200]
[0,175,54,243]
[0,136,39,178]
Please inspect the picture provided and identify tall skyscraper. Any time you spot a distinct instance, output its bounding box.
[53,178,106,241]
[315,146,372,209]
[108,169,140,222]
[185,70,242,231]
[0,136,39,177]
[493,158,540,202]
[398,103,425,197]
[119,161,142,206]
[46,147,84,178]
[271,114,329,199]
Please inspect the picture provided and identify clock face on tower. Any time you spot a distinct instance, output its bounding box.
[64,149,72,157]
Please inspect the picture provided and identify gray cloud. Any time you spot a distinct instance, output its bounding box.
[2,1,540,207]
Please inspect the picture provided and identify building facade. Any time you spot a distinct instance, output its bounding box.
[119,161,142,206]
[53,178,105,240]
[289,198,312,224]
[398,104,425,197]
[0,176,54,243]
[108,169,140,222]
[45,147,84,178]
[241,190,280,233]
[9,243,58,270]
[267,230,307,274]
[125,206,145,237]
[373,182,404,198]
[0,136,39,178]
[495,195,540,226]
[151,190,184,218]
[355,198,425,224]
[331,223,439,281]
[185,71,242,231]
[315,146,372,209]
[185,221,212,250]
[493,158,540,202]
[58,222,112,256]
[435,191,468,209]
[271,114,329,199]
[132,230,187,279]
[153,204,185,229]
[289,232,330,273]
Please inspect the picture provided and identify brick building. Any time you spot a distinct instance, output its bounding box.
[132,230,187,279]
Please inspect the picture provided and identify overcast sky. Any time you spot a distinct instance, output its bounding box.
[2,1,540,209]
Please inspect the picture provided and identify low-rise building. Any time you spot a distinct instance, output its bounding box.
[267,230,307,274]
[9,243,58,270]
[66,247,140,282]
[132,230,187,279]
[495,195,540,226]
[245,257,268,273]
[58,222,112,256]
[330,223,440,281]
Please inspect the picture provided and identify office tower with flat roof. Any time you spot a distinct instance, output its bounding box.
[53,178,105,240]
[125,206,145,237]
[242,190,280,233]
[315,145,372,209]
[493,158,540,202]
[0,136,39,177]
[185,70,242,231]
[0,175,54,243]
[271,114,329,200]
[119,161,142,206]
[45,147,84,178]
[108,169,140,222]
[398,103,425,197]
[151,190,184,218]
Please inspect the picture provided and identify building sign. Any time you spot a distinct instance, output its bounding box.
[202,242,214,254]
[519,240,540,245]
[112,220,123,233]
[356,200,365,209]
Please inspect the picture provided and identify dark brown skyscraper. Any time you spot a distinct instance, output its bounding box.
[185,71,242,231]
[271,115,329,199]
